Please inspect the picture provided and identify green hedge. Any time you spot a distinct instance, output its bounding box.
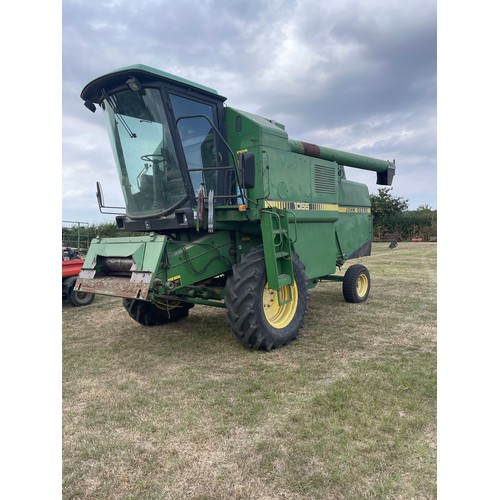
[373,210,437,241]
[62,223,145,250]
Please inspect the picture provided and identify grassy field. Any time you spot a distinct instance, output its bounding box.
[62,242,437,499]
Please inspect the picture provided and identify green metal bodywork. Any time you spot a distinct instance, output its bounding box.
[75,64,395,308]
[77,232,234,302]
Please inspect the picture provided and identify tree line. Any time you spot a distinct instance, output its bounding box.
[370,187,437,241]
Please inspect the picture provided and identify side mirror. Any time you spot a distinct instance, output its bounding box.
[96,181,104,210]
[237,152,255,189]
[95,181,126,214]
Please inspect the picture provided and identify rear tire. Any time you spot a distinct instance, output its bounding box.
[225,247,309,350]
[123,298,193,326]
[342,264,370,303]
[68,288,95,307]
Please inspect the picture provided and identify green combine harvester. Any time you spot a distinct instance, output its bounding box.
[75,64,396,350]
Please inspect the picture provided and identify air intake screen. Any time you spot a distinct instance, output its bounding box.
[314,165,336,194]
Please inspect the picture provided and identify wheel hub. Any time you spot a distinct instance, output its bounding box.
[262,282,298,329]
[356,274,369,297]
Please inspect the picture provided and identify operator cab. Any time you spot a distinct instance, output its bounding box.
[81,65,236,232]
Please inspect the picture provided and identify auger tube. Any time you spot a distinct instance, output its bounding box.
[288,139,395,185]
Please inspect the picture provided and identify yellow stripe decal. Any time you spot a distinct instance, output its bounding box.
[264,200,370,213]
[338,206,371,213]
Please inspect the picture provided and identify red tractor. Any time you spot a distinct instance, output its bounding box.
[62,248,95,306]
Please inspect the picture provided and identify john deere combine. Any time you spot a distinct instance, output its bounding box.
[75,64,395,350]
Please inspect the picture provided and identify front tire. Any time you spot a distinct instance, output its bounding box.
[123,298,193,326]
[225,247,309,350]
[342,264,370,303]
[68,288,95,307]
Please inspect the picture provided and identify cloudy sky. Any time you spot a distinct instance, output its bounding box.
[62,0,437,224]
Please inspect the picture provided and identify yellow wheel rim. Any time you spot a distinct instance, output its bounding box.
[262,281,298,329]
[356,274,369,298]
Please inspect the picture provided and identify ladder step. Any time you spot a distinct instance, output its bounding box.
[261,209,294,292]
[277,274,293,288]
[275,251,290,259]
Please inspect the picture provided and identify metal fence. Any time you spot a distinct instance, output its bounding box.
[62,221,90,252]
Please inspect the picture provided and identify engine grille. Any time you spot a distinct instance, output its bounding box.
[314,164,336,194]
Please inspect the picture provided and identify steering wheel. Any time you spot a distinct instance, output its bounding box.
[141,154,166,163]
[141,153,178,174]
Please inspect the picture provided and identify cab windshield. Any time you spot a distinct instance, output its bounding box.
[102,88,187,217]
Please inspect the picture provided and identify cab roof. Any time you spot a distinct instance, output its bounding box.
[81,64,226,103]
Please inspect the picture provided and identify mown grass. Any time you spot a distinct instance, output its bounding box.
[62,242,436,499]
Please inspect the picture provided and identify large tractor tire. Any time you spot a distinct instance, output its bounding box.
[225,247,309,351]
[342,264,370,303]
[68,288,95,307]
[123,298,193,326]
